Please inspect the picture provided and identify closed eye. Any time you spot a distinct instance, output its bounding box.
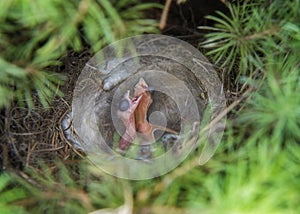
[119,99,130,111]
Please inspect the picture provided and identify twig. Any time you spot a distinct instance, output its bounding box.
[153,86,255,191]
[159,0,173,30]
[201,87,253,134]
[33,146,65,153]
[220,0,229,6]
[244,27,280,40]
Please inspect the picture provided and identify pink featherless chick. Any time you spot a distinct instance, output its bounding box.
[117,90,142,153]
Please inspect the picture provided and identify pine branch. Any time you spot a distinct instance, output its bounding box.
[0,0,160,109]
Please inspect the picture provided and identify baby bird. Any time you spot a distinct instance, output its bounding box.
[133,78,178,159]
[117,90,142,153]
[134,78,154,143]
[134,78,178,141]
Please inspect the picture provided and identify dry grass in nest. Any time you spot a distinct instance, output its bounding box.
[1,50,91,171]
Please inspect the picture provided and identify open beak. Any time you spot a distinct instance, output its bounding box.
[131,94,142,108]
[134,78,151,96]
[119,90,142,111]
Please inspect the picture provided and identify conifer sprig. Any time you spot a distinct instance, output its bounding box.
[0,0,160,108]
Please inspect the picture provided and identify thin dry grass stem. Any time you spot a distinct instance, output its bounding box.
[1,144,8,170]
[244,27,280,40]
[122,181,133,212]
[17,170,44,189]
[201,87,252,135]
[74,0,92,24]
[235,69,265,114]
[154,157,199,193]
[139,205,189,214]
[153,85,255,192]
[17,170,93,210]
[26,142,38,167]
[34,146,66,153]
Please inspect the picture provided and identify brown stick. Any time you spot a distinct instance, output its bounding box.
[159,0,173,30]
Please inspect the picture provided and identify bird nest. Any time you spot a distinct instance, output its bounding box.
[70,35,226,179]
[1,36,227,179]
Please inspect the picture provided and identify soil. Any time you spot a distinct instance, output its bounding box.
[0,0,237,172]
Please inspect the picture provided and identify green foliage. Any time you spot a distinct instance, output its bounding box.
[0,0,160,109]
[140,120,300,213]
[199,0,300,76]
[2,161,125,213]
[0,58,66,108]
[0,173,27,214]
[187,140,300,214]
[238,55,300,143]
